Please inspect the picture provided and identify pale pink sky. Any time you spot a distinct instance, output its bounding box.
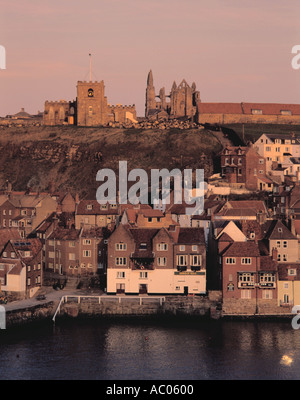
[0,0,299,117]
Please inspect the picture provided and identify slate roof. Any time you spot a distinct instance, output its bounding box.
[264,220,297,241]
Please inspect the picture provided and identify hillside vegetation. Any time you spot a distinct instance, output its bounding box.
[0,126,223,198]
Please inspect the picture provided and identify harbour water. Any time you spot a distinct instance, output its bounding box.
[0,318,300,380]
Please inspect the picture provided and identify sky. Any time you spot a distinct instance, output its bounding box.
[0,0,300,117]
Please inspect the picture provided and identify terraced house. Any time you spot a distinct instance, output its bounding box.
[45,226,105,277]
[0,238,42,298]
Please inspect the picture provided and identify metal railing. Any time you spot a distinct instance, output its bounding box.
[52,295,166,323]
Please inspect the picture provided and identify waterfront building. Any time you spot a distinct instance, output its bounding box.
[0,238,42,298]
[107,224,206,295]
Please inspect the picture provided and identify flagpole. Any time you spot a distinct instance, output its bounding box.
[89,53,91,81]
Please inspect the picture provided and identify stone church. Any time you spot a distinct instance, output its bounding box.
[43,80,137,126]
[145,70,201,120]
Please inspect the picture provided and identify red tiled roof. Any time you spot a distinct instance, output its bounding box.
[223,241,260,257]
[176,227,205,245]
[76,200,118,215]
[198,103,243,114]
[278,263,300,280]
[0,228,21,250]
[242,103,300,115]
[197,102,300,115]
[48,227,81,241]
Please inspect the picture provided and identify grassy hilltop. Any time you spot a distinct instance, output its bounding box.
[0,125,223,198]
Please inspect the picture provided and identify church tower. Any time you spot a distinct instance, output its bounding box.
[145,70,156,117]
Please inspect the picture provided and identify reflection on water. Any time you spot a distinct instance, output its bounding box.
[0,318,300,380]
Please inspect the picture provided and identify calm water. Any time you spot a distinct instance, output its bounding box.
[0,317,300,380]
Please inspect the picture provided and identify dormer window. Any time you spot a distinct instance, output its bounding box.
[86,204,93,210]
[139,243,147,250]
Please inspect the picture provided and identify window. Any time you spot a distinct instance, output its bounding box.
[148,217,152,223]
[238,158,242,165]
[239,273,254,284]
[283,254,287,262]
[226,257,236,264]
[238,169,242,176]
[191,255,202,266]
[83,239,91,245]
[259,159,264,164]
[86,204,93,210]
[276,241,281,248]
[251,109,262,115]
[88,106,93,117]
[177,255,188,266]
[11,252,15,258]
[88,88,94,97]
[262,290,273,300]
[283,241,287,248]
[260,273,275,283]
[158,257,167,266]
[115,257,127,266]
[288,269,296,276]
[117,271,125,278]
[139,243,147,250]
[192,245,198,251]
[266,146,271,152]
[277,254,281,262]
[179,245,185,251]
[27,278,31,286]
[242,258,252,265]
[27,265,31,272]
[140,271,148,279]
[83,250,91,257]
[249,232,255,240]
[116,243,127,251]
[69,241,75,247]
[21,210,27,215]
[48,251,55,259]
[281,110,292,115]
[241,290,252,299]
[69,253,75,261]
[157,243,168,251]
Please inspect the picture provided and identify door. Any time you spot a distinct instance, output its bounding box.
[139,284,148,295]
[184,286,189,295]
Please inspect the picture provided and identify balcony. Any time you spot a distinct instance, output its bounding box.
[132,262,154,271]
[238,281,255,289]
[177,265,187,272]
